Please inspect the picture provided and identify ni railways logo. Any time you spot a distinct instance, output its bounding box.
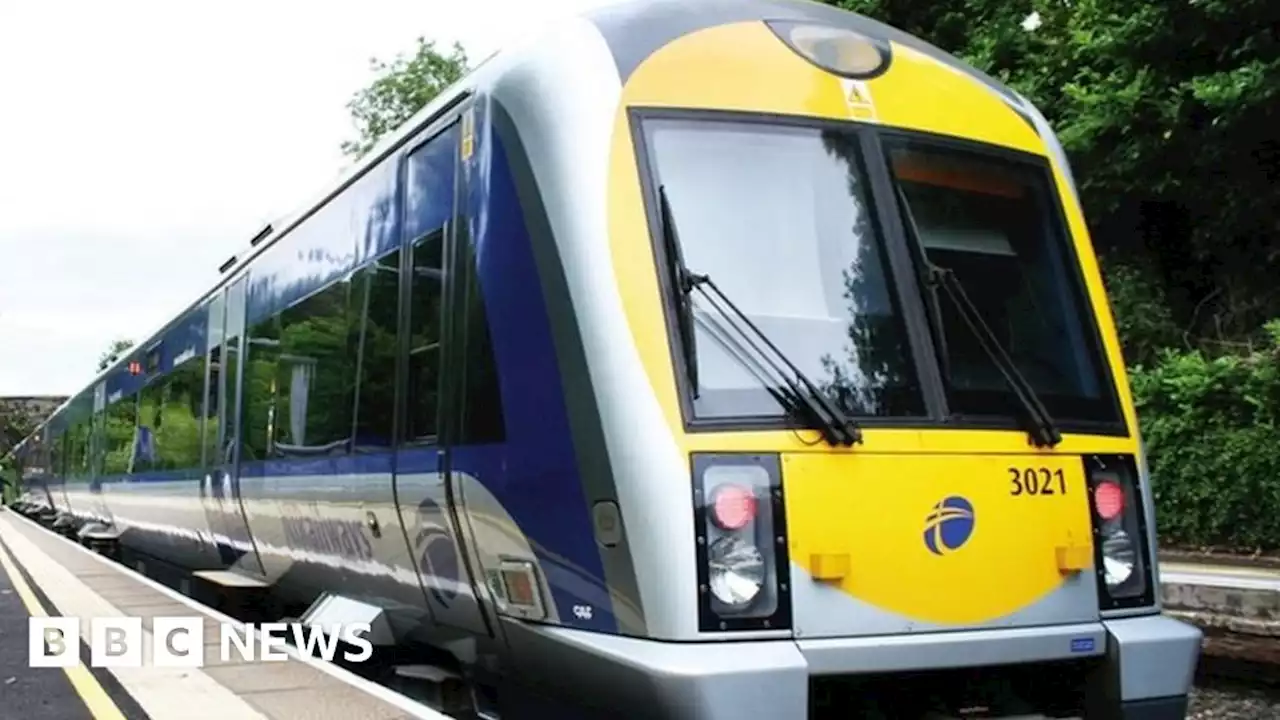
[277,496,462,606]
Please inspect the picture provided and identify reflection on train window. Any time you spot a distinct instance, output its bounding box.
[103,393,138,476]
[888,141,1119,424]
[353,249,401,450]
[66,414,89,480]
[242,277,360,460]
[407,230,445,443]
[273,278,357,456]
[243,313,281,462]
[642,116,924,420]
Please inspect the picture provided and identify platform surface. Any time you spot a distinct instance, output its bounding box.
[0,508,448,720]
[1161,561,1280,591]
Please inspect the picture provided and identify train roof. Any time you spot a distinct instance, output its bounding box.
[7,0,1056,458]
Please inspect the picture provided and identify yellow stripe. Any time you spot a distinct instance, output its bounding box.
[0,528,127,720]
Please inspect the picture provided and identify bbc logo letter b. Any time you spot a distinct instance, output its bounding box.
[91,617,143,668]
[29,617,80,667]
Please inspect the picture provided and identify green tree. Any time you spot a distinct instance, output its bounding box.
[99,338,135,372]
[0,402,35,459]
[341,37,469,159]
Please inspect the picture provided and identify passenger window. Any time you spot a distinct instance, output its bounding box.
[103,394,137,476]
[272,278,357,455]
[160,355,206,470]
[242,314,281,462]
[352,250,401,450]
[135,379,165,472]
[407,231,445,443]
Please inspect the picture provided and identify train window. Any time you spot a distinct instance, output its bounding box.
[887,140,1120,425]
[641,116,924,421]
[67,415,90,481]
[103,393,137,476]
[272,278,357,456]
[242,313,281,463]
[407,230,445,443]
[158,354,206,471]
[352,249,401,451]
[135,379,167,472]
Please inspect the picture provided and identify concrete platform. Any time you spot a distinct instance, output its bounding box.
[1162,561,1280,632]
[1160,559,1280,668]
[0,508,449,720]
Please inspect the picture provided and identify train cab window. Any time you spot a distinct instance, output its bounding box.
[640,115,924,422]
[887,140,1121,425]
[407,230,445,443]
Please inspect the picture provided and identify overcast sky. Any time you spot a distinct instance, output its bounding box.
[0,0,616,397]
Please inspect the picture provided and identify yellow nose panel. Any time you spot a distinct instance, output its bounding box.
[783,452,1094,624]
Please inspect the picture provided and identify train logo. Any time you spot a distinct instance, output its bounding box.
[414,496,461,606]
[923,496,975,556]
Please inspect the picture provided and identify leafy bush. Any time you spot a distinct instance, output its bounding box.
[1132,320,1280,551]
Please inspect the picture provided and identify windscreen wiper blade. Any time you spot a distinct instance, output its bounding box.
[657,185,700,397]
[684,272,862,447]
[927,264,1063,449]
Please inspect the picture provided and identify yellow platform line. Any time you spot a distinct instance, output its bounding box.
[0,530,127,720]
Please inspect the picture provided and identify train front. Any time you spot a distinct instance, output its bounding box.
[599,5,1202,720]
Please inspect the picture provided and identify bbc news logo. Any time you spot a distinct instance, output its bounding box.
[29,617,373,668]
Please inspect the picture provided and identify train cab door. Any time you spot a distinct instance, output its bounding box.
[199,278,265,576]
[393,114,498,645]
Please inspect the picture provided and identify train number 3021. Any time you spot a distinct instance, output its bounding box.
[1008,467,1067,496]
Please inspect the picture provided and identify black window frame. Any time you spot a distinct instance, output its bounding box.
[632,106,1129,439]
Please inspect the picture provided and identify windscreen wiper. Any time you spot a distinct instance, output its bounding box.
[686,272,863,448]
[686,274,862,446]
[655,186,860,447]
[893,186,1061,448]
[927,264,1062,448]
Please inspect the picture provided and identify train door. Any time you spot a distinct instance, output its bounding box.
[199,278,265,575]
[393,115,495,640]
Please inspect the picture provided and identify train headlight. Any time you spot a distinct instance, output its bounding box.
[1100,528,1136,588]
[692,455,792,632]
[766,21,890,79]
[708,535,765,608]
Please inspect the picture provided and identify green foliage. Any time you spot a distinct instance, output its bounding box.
[1131,321,1280,551]
[99,338,134,372]
[341,38,469,159]
[0,402,35,459]
[1099,260,1180,368]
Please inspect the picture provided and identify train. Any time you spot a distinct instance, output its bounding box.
[5,0,1202,717]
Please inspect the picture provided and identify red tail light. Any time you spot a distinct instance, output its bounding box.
[710,484,757,531]
[1093,480,1125,521]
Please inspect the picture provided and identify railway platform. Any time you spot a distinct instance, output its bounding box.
[0,507,449,720]
[1161,558,1280,668]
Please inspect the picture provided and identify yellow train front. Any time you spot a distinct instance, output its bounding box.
[495,1,1203,718]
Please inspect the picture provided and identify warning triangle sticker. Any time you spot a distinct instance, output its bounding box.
[840,78,878,122]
